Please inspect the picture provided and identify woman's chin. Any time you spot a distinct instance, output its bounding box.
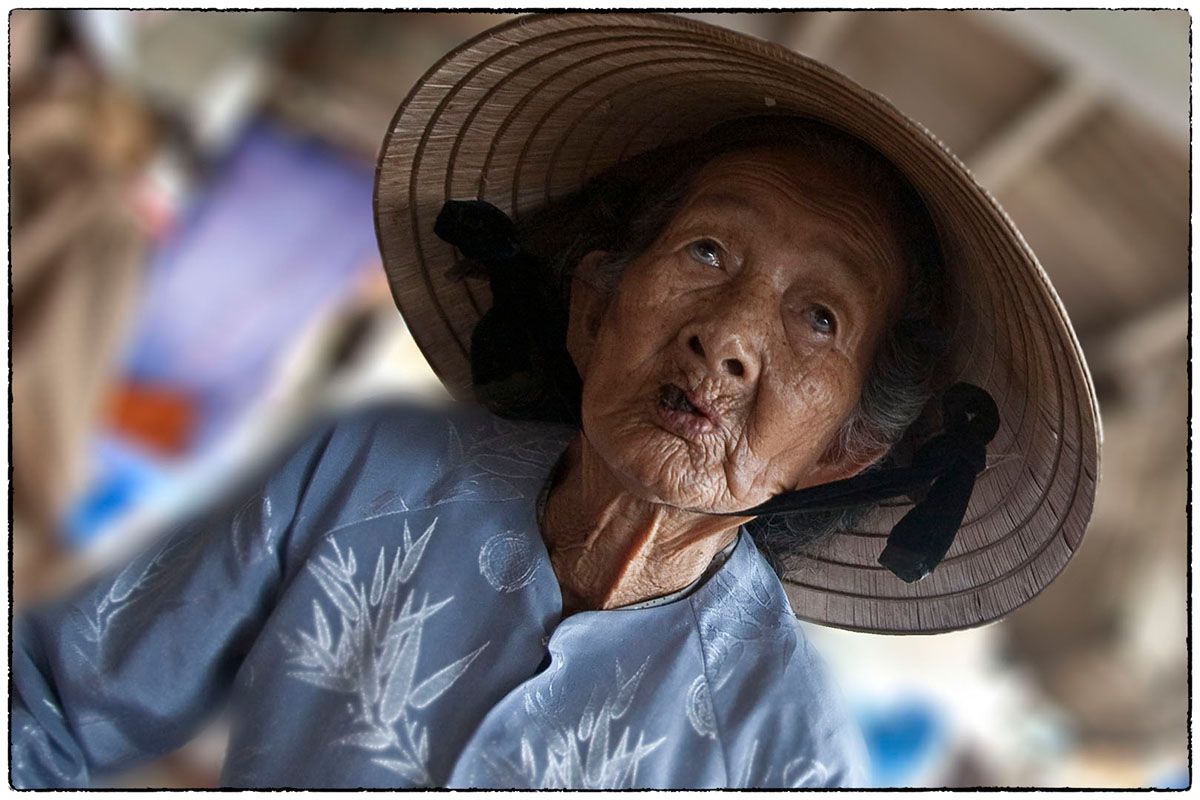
[584,411,740,511]
[611,445,734,512]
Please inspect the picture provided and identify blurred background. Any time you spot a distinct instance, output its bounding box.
[8,9,1189,789]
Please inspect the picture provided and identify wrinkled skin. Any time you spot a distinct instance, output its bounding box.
[544,144,910,612]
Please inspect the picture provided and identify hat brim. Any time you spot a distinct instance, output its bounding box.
[373,12,1100,634]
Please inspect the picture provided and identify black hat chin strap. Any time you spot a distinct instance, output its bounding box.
[718,383,1000,583]
[433,199,1002,584]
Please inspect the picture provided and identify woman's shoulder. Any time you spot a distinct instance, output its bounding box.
[325,396,573,461]
[294,397,574,529]
[319,395,485,448]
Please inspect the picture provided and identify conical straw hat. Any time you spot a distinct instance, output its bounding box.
[373,12,1101,634]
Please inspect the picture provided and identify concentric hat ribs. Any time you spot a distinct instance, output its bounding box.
[373,12,1101,634]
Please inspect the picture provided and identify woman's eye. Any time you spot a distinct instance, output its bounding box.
[687,239,722,269]
[808,306,837,337]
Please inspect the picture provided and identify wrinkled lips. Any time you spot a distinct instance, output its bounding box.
[656,383,718,439]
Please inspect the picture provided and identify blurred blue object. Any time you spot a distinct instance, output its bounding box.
[1151,766,1189,789]
[121,117,378,454]
[66,434,170,547]
[857,696,946,787]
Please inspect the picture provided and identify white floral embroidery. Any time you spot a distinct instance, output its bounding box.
[478,531,539,593]
[483,656,666,788]
[685,675,717,740]
[280,518,487,785]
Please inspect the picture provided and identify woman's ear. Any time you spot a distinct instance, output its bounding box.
[806,435,890,487]
[565,250,612,375]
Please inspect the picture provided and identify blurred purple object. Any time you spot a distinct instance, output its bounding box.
[122,119,378,452]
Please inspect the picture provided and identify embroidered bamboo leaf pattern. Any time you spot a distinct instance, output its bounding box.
[380,622,421,725]
[370,550,385,606]
[231,492,280,565]
[429,418,571,506]
[739,739,760,786]
[447,421,465,464]
[611,659,648,718]
[312,601,332,649]
[280,518,488,786]
[12,717,87,787]
[485,657,666,788]
[79,531,197,644]
[520,738,537,779]
[397,519,434,582]
[696,555,795,691]
[342,730,393,751]
[409,646,487,709]
[307,546,360,622]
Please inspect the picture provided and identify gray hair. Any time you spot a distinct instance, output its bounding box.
[506,116,948,574]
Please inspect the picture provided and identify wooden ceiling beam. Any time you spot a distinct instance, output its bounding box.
[970,10,1187,142]
[967,72,1101,193]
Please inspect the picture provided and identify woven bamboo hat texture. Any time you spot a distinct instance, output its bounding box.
[373,12,1101,634]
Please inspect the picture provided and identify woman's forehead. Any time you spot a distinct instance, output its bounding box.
[687,145,893,212]
[676,146,909,266]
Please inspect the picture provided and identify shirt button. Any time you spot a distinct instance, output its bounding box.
[541,634,550,647]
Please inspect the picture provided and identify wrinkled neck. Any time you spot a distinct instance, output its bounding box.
[540,434,747,614]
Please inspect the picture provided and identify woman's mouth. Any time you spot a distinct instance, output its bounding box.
[656,383,717,438]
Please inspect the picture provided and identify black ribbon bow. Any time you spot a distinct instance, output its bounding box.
[434,198,1001,583]
[435,199,523,266]
[435,199,581,424]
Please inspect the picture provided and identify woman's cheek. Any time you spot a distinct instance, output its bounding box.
[600,294,676,373]
[779,349,851,413]
[748,365,851,485]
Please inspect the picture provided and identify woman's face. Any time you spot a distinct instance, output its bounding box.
[572,144,910,513]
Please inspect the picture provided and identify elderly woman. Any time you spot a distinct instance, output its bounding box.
[11,14,1099,789]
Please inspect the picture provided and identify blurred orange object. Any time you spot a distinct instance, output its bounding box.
[106,381,198,456]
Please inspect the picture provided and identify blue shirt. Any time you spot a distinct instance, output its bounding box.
[11,400,868,789]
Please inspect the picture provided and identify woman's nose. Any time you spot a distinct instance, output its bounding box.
[680,321,760,384]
